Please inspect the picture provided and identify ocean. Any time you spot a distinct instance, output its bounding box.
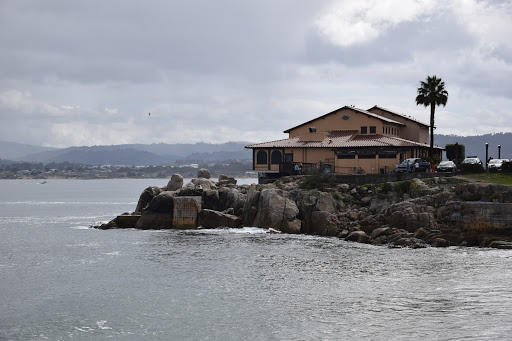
[1,179,512,340]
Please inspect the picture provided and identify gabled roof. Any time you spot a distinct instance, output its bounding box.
[245,131,443,149]
[283,106,405,133]
[368,105,429,127]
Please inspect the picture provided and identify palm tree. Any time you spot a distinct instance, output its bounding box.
[416,75,448,156]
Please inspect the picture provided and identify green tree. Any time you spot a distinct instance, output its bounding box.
[415,75,448,156]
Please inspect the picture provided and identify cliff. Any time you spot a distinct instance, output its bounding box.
[96,170,512,249]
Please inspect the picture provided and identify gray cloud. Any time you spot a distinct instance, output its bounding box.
[0,0,511,148]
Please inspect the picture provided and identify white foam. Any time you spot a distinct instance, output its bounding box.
[69,225,91,230]
[198,226,280,234]
[96,320,112,330]
[102,251,121,256]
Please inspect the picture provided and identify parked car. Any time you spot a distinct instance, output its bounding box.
[462,157,482,165]
[436,160,457,173]
[488,159,510,171]
[395,158,431,173]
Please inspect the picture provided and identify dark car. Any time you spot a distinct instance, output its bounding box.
[395,158,431,173]
[436,160,457,173]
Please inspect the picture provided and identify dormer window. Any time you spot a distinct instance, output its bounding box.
[309,127,316,132]
[361,126,367,134]
[370,126,376,134]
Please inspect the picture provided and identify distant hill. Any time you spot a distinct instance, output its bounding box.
[0,141,59,160]
[12,141,253,165]
[435,132,512,160]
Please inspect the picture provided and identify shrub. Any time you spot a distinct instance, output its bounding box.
[380,182,392,194]
[502,161,512,173]
[459,163,485,173]
[331,192,342,201]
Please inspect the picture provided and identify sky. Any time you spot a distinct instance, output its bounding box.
[1,0,512,148]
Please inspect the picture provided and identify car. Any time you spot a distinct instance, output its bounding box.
[436,160,457,173]
[488,159,510,171]
[462,157,482,165]
[395,158,431,173]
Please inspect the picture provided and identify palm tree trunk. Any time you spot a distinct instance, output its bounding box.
[430,103,435,157]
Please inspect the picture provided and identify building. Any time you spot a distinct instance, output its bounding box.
[245,105,443,177]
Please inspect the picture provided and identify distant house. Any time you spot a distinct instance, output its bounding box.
[245,105,443,177]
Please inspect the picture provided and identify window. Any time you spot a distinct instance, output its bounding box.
[285,153,293,162]
[370,126,376,134]
[256,150,267,164]
[338,154,355,159]
[361,126,367,134]
[358,154,376,159]
[271,150,282,164]
[379,154,397,159]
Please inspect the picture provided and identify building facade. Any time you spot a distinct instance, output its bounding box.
[246,105,443,176]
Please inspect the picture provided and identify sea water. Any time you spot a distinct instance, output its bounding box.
[1,179,512,340]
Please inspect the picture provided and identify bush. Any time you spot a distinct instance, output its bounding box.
[502,161,512,173]
[380,182,392,194]
[459,162,485,173]
[299,173,332,191]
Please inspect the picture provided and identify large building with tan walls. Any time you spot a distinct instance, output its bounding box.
[246,105,443,176]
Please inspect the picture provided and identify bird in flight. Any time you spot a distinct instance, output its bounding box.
[148,112,151,116]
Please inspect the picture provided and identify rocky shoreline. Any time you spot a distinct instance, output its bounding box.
[96,169,512,249]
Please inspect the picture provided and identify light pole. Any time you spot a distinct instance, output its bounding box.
[498,145,501,159]
[485,143,489,170]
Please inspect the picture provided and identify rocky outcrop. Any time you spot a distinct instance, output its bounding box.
[197,168,211,179]
[96,172,512,250]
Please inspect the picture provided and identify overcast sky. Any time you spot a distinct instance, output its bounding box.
[1,0,511,147]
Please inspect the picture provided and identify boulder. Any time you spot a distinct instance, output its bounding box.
[147,191,176,213]
[247,188,300,233]
[191,178,217,191]
[311,211,339,236]
[197,168,211,179]
[136,210,173,229]
[431,238,450,247]
[198,209,242,228]
[218,174,237,186]
[315,192,337,214]
[166,174,184,191]
[202,190,220,211]
[219,187,246,216]
[371,227,390,239]
[176,182,204,197]
[288,189,318,234]
[135,186,163,213]
[345,230,370,243]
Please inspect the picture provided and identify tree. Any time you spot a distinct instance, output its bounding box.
[415,75,448,156]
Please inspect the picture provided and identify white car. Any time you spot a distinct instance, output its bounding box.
[488,159,509,170]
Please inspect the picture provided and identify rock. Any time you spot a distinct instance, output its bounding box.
[337,184,350,192]
[202,190,220,211]
[288,189,318,234]
[147,191,176,213]
[115,214,141,228]
[316,192,337,214]
[218,174,237,186]
[371,227,390,239]
[345,230,369,243]
[135,186,163,213]
[219,187,246,216]
[360,196,372,206]
[197,168,211,179]
[311,211,339,236]
[488,240,512,249]
[198,209,242,228]
[166,174,184,191]
[431,238,450,247]
[191,178,217,191]
[136,210,173,229]
[247,188,300,233]
[349,210,359,221]
[176,182,204,196]
[413,228,428,240]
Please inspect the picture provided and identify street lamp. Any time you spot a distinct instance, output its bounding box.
[498,145,501,159]
[485,143,489,170]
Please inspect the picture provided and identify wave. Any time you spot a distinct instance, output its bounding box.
[198,226,281,234]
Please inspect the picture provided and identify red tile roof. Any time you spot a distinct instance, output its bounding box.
[246,132,443,149]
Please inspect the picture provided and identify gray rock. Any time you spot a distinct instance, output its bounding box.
[345,230,368,242]
[316,192,337,214]
[147,191,176,213]
[360,196,372,206]
[371,227,390,239]
[311,211,339,236]
[136,210,173,229]
[431,238,450,247]
[135,186,163,213]
[247,188,300,233]
[202,190,220,211]
[218,174,237,186]
[198,209,242,228]
[191,178,217,191]
[166,174,184,191]
[197,168,211,179]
